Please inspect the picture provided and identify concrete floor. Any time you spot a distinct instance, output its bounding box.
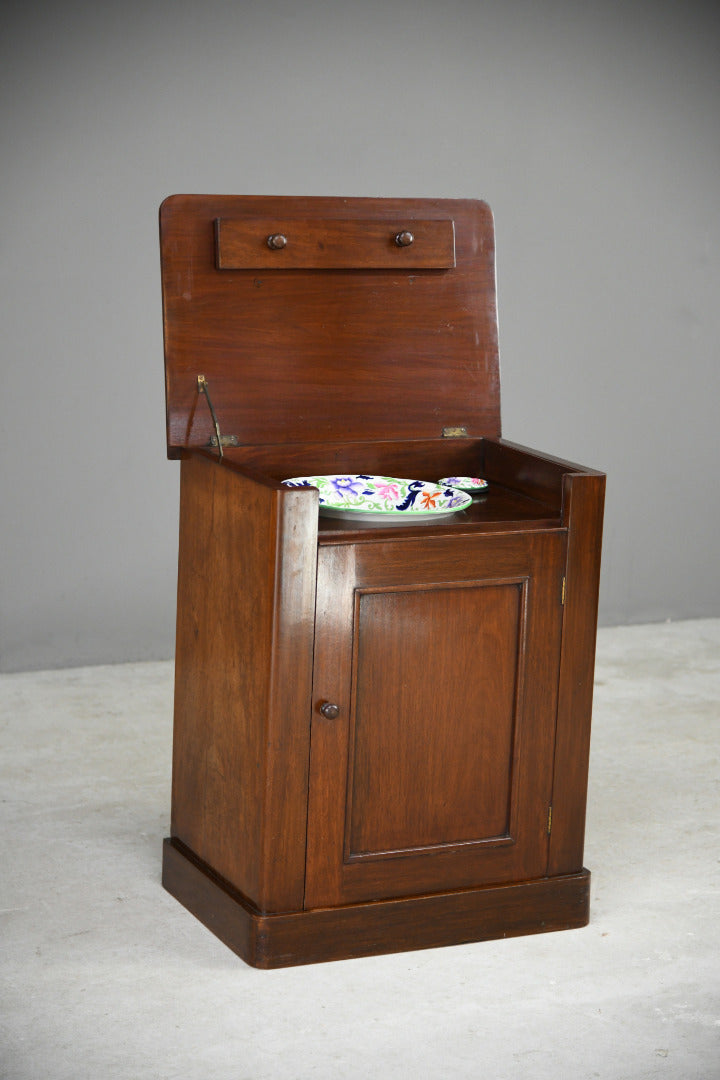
[1,619,718,1080]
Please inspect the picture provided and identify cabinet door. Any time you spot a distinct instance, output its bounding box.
[305,531,566,909]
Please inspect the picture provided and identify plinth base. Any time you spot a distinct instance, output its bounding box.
[162,838,590,968]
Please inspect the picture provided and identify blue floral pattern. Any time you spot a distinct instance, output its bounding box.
[282,475,472,520]
[438,476,489,492]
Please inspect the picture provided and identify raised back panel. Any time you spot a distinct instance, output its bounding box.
[160,195,500,453]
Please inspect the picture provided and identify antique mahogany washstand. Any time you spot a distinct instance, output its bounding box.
[159,194,605,968]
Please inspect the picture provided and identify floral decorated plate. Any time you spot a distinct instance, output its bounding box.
[438,475,489,493]
[282,474,472,523]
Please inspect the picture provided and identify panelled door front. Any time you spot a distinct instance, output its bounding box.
[304,530,566,909]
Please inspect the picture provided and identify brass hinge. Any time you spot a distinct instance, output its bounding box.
[208,434,240,448]
[547,805,553,836]
[561,577,566,606]
[442,425,469,438]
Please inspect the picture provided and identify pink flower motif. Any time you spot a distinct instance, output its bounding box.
[375,481,400,504]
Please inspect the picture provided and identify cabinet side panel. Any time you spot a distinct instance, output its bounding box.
[548,472,605,875]
[171,456,316,910]
[259,487,319,910]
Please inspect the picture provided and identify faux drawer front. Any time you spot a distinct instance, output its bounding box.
[215,217,456,270]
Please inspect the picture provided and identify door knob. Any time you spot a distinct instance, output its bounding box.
[319,702,340,719]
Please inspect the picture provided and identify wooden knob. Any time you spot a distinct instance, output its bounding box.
[267,233,287,250]
[319,702,340,720]
[395,230,414,248]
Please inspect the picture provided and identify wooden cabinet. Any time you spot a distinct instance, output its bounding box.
[159,196,605,967]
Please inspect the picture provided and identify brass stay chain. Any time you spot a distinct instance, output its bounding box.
[197,374,224,461]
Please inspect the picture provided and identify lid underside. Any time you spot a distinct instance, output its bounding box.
[160,195,501,452]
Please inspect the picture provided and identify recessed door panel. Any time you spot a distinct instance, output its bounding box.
[305,531,565,909]
[348,581,523,859]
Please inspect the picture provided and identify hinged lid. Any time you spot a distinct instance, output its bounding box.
[160,195,500,454]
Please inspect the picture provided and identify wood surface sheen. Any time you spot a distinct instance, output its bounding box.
[171,453,318,911]
[163,838,590,968]
[216,217,456,270]
[161,195,605,966]
[160,195,499,452]
[304,530,565,908]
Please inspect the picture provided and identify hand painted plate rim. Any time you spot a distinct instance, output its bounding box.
[316,505,464,523]
[282,474,472,521]
[438,475,489,492]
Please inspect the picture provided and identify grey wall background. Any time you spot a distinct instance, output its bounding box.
[2,0,719,672]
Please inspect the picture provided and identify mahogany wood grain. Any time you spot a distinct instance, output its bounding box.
[304,530,566,908]
[160,195,500,452]
[171,452,318,911]
[484,438,568,506]
[216,217,456,269]
[349,583,522,852]
[163,838,590,968]
[548,471,606,875]
[226,437,488,483]
[161,194,605,966]
[314,489,559,543]
[223,438,564,543]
